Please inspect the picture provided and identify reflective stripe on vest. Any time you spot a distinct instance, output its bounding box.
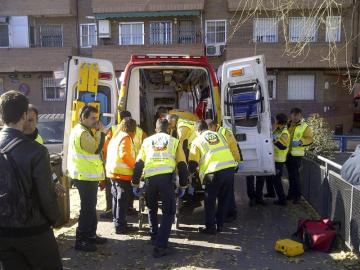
[133,126,143,154]
[105,131,135,176]
[35,134,44,144]
[273,127,290,163]
[67,124,105,181]
[142,133,178,178]
[193,130,237,181]
[291,122,308,157]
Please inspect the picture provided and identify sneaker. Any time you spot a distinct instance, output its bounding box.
[198,227,217,235]
[87,235,108,245]
[216,226,223,233]
[153,246,175,258]
[256,199,267,206]
[99,210,112,220]
[273,200,287,206]
[264,193,276,198]
[249,198,256,207]
[75,240,97,252]
[115,226,138,235]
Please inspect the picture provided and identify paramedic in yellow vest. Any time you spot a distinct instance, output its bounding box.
[106,118,138,235]
[67,105,107,252]
[166,114,195,160]
[271,113,290,206]
[23,104,44,144]
[132,119,188,258]
[206,119,242,223]
[189,120,237,235]
[286,108,313,204]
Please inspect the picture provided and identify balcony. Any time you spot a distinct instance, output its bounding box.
[0,0,75,16]
[225,43,353,69]
[92,0,204,14]
[93,42,204,70]
[227,0,353,11]
[0,47,76,73]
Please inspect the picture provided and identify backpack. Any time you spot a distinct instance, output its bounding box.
[0,138,31,226]
[294,219,340,253]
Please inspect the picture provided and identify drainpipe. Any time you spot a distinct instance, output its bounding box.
[200,10,204,44]
[75,0,80,55]
[352,0,359,65]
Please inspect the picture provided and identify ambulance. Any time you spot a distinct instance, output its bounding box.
[62,54,275,177]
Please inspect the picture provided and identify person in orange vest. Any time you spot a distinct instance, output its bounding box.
[105,118,138,234]
[101,110,146,219]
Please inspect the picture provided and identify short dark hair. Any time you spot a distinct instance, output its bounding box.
[276,113,288,125]
[195,120,208,133]
[166,114,178,122]
[290,107,302,115]
[0,90,29,125]
[28,104,39,119]
[80,105,98,119]
[120,110,132,119]
[155,118,169,133]
[119,118,137,134]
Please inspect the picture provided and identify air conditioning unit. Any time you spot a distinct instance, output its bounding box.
[0,16,9,23]
[98,20,111,38]
[206,44,225,57]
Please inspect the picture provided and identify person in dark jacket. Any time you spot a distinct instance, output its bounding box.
[0,91,62,270]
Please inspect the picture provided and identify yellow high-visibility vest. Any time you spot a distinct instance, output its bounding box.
[67,124,105,181]
[133,126,144,154]
[141,133,179,178]
[291,122,308,157]
[273,127,290,163]
[192,130,237,181]
[35,134,44,144]
[106,131,135,177]
[177,118,196,146]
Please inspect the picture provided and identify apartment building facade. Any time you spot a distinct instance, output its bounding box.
[0,0,359,131]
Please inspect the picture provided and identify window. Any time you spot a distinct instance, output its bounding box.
[289,17,318,42]
[150,22,172,45]
[40,25,63,47]
[288,75,315,100]
[326,16,341,42]
[253,18,278,43]
[119,22,144,45]
[0,78,4,94]
[267,75,276,99]
[0,23,9,47]
[43,77,65,101]
[80,24,97,48]
[205,20,226,44]
[178,20,196,44]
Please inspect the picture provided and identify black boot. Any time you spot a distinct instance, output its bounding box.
[153,246,175,258]
[75,238,97,252]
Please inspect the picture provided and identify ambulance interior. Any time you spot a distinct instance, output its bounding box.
[125,67,214,134]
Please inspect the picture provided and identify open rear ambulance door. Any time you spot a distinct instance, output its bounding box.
[62,56,118,176]
[221,55,275,175]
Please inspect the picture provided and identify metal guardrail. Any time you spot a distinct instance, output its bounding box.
[301,154,360,253]
[333,135,360,152]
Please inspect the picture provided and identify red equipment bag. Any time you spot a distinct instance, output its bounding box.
[294,219,340,253]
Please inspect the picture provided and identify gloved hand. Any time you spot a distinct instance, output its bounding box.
[187,186,195,196]
[238,163,245,171]
[177,187,186,198]
[133,187,141,197]
[292,140,302,147]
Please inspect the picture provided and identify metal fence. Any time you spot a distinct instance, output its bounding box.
[301,155,360,253]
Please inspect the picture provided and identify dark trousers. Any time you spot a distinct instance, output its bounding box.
[111,179,132,229]
[272,162,286,202]
[203,167,234,229]
[105,178,112,211]
[227,174,237,217]
[286,155,302,200]
[73,180,99,239]
[265,176,275,196]
[0,228,62,270]
[246,175,266,200]
[145,173,176,248]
